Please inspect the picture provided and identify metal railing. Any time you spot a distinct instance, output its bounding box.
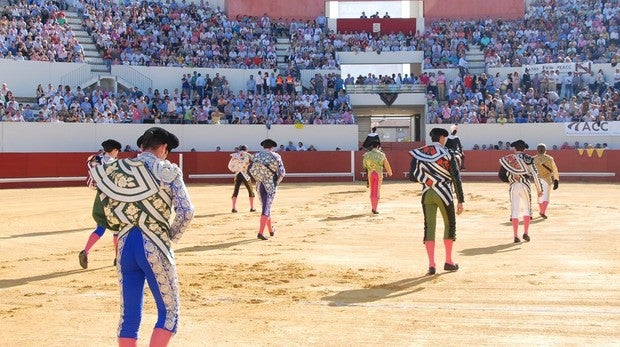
[344,84,426,94]
[59,64,92,88]
[112,65,153,91]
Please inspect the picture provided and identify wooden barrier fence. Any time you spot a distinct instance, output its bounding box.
[0,147,617,189]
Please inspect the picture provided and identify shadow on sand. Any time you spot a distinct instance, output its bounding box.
[0,227,91,240]
[0,266,108,289]
[459,242,522,256]
[320,214,368,222]
[175,239,259,253]
[322,273,453,306]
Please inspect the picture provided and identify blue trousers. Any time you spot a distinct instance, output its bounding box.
[117,227,179,338]
[259,184,275,216]
[93,225,106,237]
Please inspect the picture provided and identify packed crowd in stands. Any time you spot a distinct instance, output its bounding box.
[286,0,620,70]
[1,0,618,69]
[1,0,619,125]
[479,0,620,68]
[0,0,83,62]
[425,67,620,124]
[344,72,421,87]
[80,0,283,69]
[0,70,356,124]
[3,65,617,125]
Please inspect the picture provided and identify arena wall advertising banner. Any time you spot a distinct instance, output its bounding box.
[564,121,620,137]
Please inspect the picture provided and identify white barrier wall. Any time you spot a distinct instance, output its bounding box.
[0,123,359,152]
[0,122,617,152]
[336,51,424,64]
[428,122,618,150]
[0,59,90,97]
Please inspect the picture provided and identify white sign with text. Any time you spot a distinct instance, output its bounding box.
[565,121,620,136]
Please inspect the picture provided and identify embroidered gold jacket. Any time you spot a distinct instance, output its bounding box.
[89,152,194,263]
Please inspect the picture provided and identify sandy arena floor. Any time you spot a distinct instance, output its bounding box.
[0,181,619,346]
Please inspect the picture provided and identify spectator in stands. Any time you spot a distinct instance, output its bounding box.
[80,97,93,117]
[285,141,297,151]
[247,75,257,96]
[296,142,307,151]
[10,2,620,126]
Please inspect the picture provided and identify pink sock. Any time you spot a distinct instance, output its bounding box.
[84,233,100,254]
[512,218,519,237]
[249,197,254,209]
[113,234,119,256]
[231,197,237,209]
[149,328,173,347]
[425,241,435,268]
[538,203,543,214]
[444,239,454,265]
[266,217,273,234]
[523,216,531,235]
[118,337,137,347]
[259,215,268,235]
[541,201,548,214]
[371,197,378,211]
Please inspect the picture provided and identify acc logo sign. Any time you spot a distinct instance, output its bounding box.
[565,121,610,136]
[566,121,609,132]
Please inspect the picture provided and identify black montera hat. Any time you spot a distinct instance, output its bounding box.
[260,138,277,148]
[511,139,529,150]
[239,144,248,151]
[429,127,449,138]
[101,139,122,152]
[137,127,179,151]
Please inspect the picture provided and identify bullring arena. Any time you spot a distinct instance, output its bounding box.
[1,180,619,345]
[1,127,619,345]
[2,0,620,344]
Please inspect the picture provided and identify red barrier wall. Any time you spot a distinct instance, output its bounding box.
[187,151,355,184]
[0,153,179,189]
[378,149,619,183]
[226,0,325,21]
[373,149,619,183]
[423,0,525,20]
[336,18,417,34]
[1,149,618,189]
[457,149,619,182]
[183,151,232,183]
[226,0,525,22]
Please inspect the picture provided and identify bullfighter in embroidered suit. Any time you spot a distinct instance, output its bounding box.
[79,139,122,269]
[445,124,465,170]
[499,139,542,243]
[248,139,285,240]
[410,128,464,276]
[533,143,560,219]
[89,127,194,347]
[362,140,393,214]
[228,144,255,213]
